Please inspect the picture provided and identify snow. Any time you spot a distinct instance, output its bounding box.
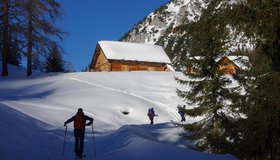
[98,41,171,64]
[227,56,250,70]
[0,63,237,160]
[166,2,181,14]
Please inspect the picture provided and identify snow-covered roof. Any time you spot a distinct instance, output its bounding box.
[98,41,171,64]
[188,55,250,71]
[218,56,249,70]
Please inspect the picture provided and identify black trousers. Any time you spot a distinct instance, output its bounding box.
[74,129,85,157]
[149,116,154,125]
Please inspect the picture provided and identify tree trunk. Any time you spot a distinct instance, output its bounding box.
[1,0,9,76]
[27,0,33,76]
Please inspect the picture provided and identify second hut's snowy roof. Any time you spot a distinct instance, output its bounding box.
[227,56,250,70]
[98,41,171,64]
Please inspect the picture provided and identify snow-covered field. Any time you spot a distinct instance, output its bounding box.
[0,63,237,160]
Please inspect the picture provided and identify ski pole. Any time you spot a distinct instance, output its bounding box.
[91,124,97,157]
[62,125,67,155]
[155,115,158,124]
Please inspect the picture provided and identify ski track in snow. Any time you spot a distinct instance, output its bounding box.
[65,74,179,118]
[65,74,165,106]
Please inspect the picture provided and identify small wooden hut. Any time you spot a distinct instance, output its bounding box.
[89,41,172,72]
[186,56,249,74]
[216,56,249,74]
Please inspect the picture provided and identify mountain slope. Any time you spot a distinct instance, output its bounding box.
[121,0,255,70]
[120,0,205,70]
[120,0,203,44]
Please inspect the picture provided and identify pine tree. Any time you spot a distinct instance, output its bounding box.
[45,42,64,73]
[8,33,22,66]
[156,29,189,71]
[175,0,244,154]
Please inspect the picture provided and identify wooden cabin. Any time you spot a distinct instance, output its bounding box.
[216,56,249,74]
[216,56,239,74]
[89,41,172,72]
[186,56,249,74]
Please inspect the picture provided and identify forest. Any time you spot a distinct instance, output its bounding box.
[0,0,66,76]
[175,0,280,159]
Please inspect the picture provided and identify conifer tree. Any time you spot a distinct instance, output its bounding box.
[8,33,22,66]
[237,55,280,159]
[45,42,64,73]
[175,0,244,154]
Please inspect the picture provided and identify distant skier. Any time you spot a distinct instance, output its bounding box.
[178,105,186,122]
[147,108,157,125]
[64,108,94,158]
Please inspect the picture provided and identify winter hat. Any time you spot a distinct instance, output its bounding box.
[77,108,83,113]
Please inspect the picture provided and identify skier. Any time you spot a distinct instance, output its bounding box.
[64,108,94,159]
[147,108,157,125]
[178,105,186,122]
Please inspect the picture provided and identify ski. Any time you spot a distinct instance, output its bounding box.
[75,155,86,160]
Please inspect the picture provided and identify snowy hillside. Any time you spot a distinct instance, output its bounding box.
[0,63,237,160]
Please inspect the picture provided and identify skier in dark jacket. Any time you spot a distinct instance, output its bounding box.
[64,108,93,158]
[147,108,158,125]
[178,105,186,122]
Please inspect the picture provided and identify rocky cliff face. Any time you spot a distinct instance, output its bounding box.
[120,0,205,70]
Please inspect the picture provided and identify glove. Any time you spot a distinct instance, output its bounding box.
[64,122,67,127]
[86,122,92,126]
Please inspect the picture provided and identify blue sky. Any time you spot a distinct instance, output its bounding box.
[58,0,170,71]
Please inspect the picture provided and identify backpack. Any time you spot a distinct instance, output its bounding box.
[74,113,85,129]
